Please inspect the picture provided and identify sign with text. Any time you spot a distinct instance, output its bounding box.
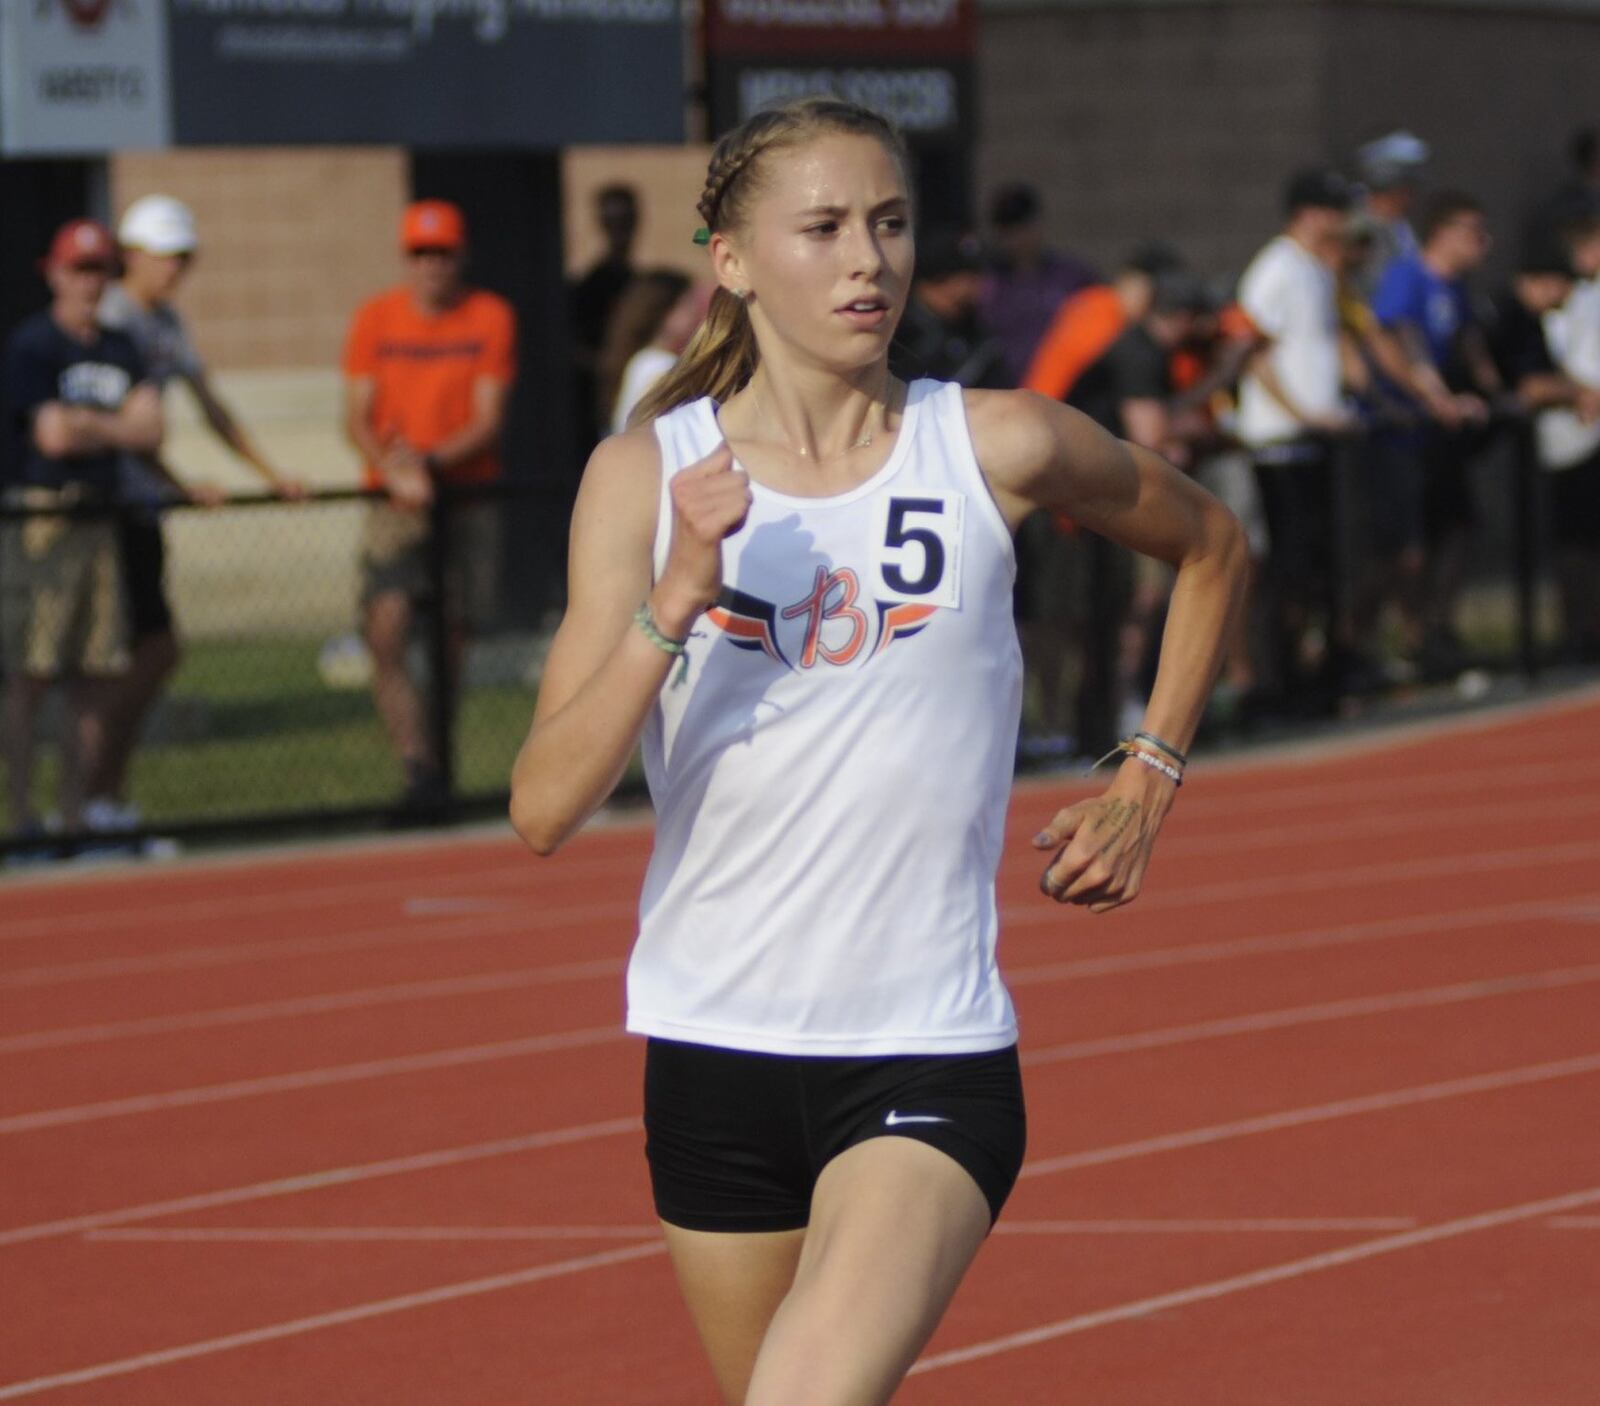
[167,0,686,147]
[0,0,173,155]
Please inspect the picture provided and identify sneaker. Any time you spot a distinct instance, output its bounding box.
[82,796,139,833]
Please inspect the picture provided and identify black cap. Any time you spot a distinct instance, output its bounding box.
[1517,237,1575,278]
[1285,167,1354,215]
[1123,242,1185,278]
[988,182,1041,229]
[916,227,983,282]
[1150,269,1217,315]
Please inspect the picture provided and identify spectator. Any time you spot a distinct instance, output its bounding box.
[1526,127,1600,251]
[1525,219,1600,659]
[596,269,705,435]
[2,220,161,849]
[978,182,1097,386]
[1354,130,1430,293]
[1372,189,1501,677]
[569,184,640,455]
[1236,168,1356,705]
[342,200,517,815]
[1023,244,1184,404]
[890,228,1009,388]
[1069,271,1218,733]
[86,194,305,839]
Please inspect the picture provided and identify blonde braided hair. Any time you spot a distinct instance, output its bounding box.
[630,98,910,426]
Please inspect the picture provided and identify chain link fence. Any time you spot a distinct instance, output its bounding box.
[1,416,1582,859]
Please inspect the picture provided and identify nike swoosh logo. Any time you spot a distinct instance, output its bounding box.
[884,1110,951,1126]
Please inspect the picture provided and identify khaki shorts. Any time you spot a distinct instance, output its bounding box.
[358,498,499,631]
[0,487,130,679]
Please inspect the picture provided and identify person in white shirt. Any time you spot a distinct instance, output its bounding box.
[1236,168,1357,705]
[510,97,1247,1406]
[596,270,709,435]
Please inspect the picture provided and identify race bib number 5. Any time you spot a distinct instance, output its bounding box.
[873,492,963,611]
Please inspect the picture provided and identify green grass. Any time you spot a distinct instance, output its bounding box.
[4,637,539,832]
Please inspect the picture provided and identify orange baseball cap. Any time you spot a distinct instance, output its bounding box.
[400,200,466,252]
[42,218,117,271]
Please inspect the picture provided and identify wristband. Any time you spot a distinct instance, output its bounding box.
[1132,730,1188,767]
[634,603,688,655]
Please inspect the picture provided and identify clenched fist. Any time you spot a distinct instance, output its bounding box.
[654,442,752,636]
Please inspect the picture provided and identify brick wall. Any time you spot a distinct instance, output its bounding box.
[977,2,1329,280]
[109,148,407,371]
[977,0,1599,283]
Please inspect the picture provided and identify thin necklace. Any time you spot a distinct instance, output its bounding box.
[753,373,892,459]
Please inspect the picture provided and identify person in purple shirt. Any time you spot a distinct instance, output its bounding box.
[978,182,1098,387]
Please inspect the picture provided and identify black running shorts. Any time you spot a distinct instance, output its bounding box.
[643,1038,1026,1233]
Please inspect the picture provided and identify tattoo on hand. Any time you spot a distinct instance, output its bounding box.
[1091,799,1141,858]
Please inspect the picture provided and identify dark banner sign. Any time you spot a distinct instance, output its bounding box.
[1,0,687,153]
[168,0,686,146]
[702,0,975,139]
[705,0,973,59]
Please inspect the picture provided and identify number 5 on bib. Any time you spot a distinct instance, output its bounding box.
[874,492,964,611]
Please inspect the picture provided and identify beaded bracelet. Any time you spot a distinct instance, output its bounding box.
[1087,739,1185,787]
[1132,730,1188,767]
[1125,747,1184,786]
[634,603,687,656]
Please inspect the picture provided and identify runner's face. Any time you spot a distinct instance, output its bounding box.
[729,132,912,373]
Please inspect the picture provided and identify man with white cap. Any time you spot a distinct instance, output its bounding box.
[86,194,304,837]
[1355,131,1431,296]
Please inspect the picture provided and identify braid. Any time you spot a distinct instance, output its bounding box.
[631,98,910,426]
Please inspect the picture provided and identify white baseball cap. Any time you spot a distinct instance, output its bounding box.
[119,195,199,256]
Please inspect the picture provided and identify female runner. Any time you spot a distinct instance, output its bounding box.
[511,98,1248,1406]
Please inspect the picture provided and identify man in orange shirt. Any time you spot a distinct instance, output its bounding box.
[343,200,517,814]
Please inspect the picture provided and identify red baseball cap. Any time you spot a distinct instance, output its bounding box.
[400,200,466,252]
[42,219,117,271]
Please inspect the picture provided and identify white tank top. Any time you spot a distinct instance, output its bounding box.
[627,379,1023,1056]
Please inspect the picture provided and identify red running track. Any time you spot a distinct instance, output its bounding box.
[2,689,1598,1403]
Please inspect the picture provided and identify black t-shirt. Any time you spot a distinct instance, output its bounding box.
[2,312,148,494]
[889,298,1011,389]
[1067,324,1172,438]
[1481,285,1558,390]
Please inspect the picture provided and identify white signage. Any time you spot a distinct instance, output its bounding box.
[0,0,172,154]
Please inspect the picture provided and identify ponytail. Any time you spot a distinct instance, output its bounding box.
[629,286,755,427]
[628,96,910,426]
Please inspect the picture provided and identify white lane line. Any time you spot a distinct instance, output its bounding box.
[1005,840,1600,927]
[1545,1216,1600,1228]
[0,960,625,1055]
[8,894,1567,1057]
[11,962,1598,1139]
[0,847,644,944]
[0,900,635,991]
[993,1218,1417,1235]
[0,1240,668,1401]
[1020,1052,1600,1178]
[0,1026,626,1136]
[80,1218,1416,1245]
[10,837,1595,993]
[1005,896,1589,987]
[1021,963,1600,1069]
[6,1053,1595,1250]
[0,1116,640,1248]
[910,1186,1600,1376]
[85,1226,663,1244]
[1111,792,1600,863]
[6,752,1591,947]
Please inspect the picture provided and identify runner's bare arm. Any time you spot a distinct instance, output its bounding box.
[966,388,1249,911]
[509,432,750,854]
